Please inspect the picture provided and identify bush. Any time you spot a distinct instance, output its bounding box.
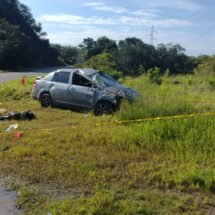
[148,67,162,85]
[194,57,215,75]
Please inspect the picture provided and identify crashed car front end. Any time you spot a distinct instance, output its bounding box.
[93,87,123,110]
[92,85,141,113]
[87,71,141,106]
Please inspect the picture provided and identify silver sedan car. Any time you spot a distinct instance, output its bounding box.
[32,68,140,115]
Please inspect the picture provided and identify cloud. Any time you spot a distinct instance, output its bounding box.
[118,16,190,27]
[38,14,116,25]
[145,0,203,12]
[129,10,159,17]
[82,2,127,13]
[38,13,191,27]
[82,2,160,17]
[48,27,127,45]
[173,0,203,12]
[82,0,202,14]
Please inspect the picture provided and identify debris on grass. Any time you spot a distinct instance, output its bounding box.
[0,111,36,121]
[5,124,19,132]
[14,132,23,139]
[0,109,7,114]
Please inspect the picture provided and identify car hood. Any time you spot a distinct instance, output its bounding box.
[105,84,141,100]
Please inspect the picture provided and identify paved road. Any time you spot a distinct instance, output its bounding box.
[0,67,62,84]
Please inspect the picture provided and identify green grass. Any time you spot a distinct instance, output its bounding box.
[0,77,35,102]
[0,74,215,214]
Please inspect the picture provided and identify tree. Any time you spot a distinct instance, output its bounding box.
[53,45,79,65]
[117,37,156,76]
[156,43,196,74]
[82,53,122,79]
[79,36,118,60]
[96,36,118,56]
[78,36,198,76]
[0,0,60,69]
[79,37,97,59]
[0,19,27,69]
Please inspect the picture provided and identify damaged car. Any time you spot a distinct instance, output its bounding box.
[32,68,140,115]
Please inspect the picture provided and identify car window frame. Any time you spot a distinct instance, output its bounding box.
[52,71,71,84]
[72,72,94,88]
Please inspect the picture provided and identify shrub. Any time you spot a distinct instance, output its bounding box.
[148,67,162,85]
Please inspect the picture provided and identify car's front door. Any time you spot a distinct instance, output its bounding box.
[66,72,96,108]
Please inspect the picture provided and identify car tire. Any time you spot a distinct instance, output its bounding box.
[40,93,52,108]
[94,101,114,116]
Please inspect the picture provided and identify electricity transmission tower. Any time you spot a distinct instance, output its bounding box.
[150,25,158,46]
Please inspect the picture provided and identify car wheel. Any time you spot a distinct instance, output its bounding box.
[40,93,52,108]
[94,101,114,116]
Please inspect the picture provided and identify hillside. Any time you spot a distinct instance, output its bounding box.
[0,0,60,69]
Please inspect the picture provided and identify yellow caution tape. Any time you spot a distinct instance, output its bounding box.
[1,111,215,137]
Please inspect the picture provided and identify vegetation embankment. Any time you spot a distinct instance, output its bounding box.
[0,72,215,214]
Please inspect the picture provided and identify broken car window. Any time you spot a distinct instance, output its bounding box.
[89,72,119,87]
[72,73,92,87]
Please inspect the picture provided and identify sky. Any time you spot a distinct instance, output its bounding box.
[20,0,215,56]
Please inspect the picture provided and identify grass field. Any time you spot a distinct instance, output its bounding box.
[0,74,215,214]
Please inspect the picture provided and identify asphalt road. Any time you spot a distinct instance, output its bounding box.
[0,67,62,84]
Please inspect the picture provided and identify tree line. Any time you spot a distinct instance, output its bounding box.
[0,0,59,69]
[0,0,213,77]
[75,37,198,77]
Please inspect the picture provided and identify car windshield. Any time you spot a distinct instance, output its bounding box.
[89,72,119,87]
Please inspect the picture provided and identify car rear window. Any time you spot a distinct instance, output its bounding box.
[52,72,70,84]
[43,72,54,81]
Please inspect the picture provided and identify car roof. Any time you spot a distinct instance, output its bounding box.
[56,68,99,76]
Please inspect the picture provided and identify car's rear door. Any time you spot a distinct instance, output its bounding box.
[49,71,72,105]
[66,72,96,108]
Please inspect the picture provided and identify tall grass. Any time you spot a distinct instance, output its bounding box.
[117,76,215,120]
[0,77,34,102]
[1,74,215,214]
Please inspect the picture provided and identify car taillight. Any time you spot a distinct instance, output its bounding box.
[33,80,37,88]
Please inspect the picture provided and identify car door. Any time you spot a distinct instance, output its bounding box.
[66,72,96,108]
[49,71,72,105]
